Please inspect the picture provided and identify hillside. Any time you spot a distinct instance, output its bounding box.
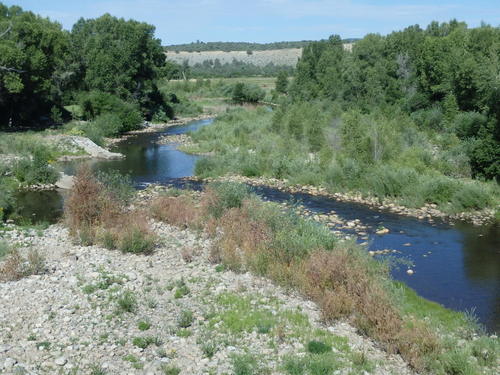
[165,44,353,68]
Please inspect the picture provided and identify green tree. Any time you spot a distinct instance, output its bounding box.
[0,3,70,127]
[275,70,289,94]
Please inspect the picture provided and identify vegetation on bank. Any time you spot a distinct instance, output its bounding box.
[63,171,499,374]
[186,21,500,215]
[189,107,499,214]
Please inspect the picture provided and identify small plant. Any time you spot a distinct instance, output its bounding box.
[256,320,273,334]
[307,340,332,354]
[116,290,137,314]
[118,226,156,255]
[174,279,190,299]
[161,365,181,375]
[132,336,162,349]
[232,354,262,375]
[177,309,194,328]
[201,341,218,358]
[90,365,107,375]
[215,264,225,272]
[138,320,151,331]
[176,328,192,337]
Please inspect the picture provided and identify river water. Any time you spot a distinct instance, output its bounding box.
[13,118,500,332]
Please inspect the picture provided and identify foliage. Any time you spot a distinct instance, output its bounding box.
[289,22,500,180]
[12,147,58,186]
[275,71,289,94]
[188,58,294,78]
[231,82,266,103]
[0,3,69,127]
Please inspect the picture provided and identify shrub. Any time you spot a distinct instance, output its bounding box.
[64,166,120,241]
[150,195,200,228]
[177,309,194,328]
[13,147,58,186]
[116,290,137,313]
[419,176,456,205]
[79,91,143,133]
[201,182,250,219]
[232,82,265,103]
[0,249,45,282]
[91,113,123,137]
[451,183,492,211]
[306,340,331,354]
[118,222,156,255]
[95,170,135,204]
[0,176,16,221]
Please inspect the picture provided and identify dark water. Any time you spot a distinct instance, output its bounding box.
[13,118,500,332]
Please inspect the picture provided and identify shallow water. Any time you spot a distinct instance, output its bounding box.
[13,118,500,332]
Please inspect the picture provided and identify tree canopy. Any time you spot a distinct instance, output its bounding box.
[290,21,500,180]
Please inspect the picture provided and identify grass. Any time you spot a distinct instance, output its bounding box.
[132,336,162,349]
[177,309,194,328]
[115,290,137,314]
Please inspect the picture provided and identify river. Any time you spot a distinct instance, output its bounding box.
[13,118,500,333]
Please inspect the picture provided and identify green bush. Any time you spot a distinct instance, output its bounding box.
[205,182,250,218]
[419,176,457,205]
[232,82,265,103]
[79,91,143,133]
[13,148,58,186]
[95,170,135,204]
[92,113,123,137]
[0,176,16,221]
[118,227,156,254]
[177,309,194,328]
[451,183,492,211]
[307,340,332,354]
[364,166,418,198]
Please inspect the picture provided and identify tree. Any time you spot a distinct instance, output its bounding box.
[0,4,70,127]
[70,14,168,119]
[275,71,288,94]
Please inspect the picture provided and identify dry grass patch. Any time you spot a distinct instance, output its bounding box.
[65,167,156,254]
[0,248,45,282]
[150,195,201,229]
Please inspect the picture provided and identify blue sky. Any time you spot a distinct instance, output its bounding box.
[3,1,499,44]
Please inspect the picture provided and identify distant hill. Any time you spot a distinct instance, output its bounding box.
[165,39,359,52]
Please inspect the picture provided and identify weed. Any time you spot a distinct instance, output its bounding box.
[174,279,190,299]
[177,310,194,328]
[90,365,107,375]
[138,320,151,331]
[132,336,162,349]
[201,341,218,358]
[116,290,137,314]
[307,340,331,354]
[161,365,181,375]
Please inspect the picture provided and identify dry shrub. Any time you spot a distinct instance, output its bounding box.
[301,249,404,348]
[181,246,201,263]
[0,249,45,282]
[150,195,201,229]
[65,166,121,242]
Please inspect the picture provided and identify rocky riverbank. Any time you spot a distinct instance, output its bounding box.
[192,175,496,226]
[0,218,413,375]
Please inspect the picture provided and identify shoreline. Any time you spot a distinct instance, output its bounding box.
[187,175,496,226]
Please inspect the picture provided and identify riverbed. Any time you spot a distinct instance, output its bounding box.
[12,118,500,333]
